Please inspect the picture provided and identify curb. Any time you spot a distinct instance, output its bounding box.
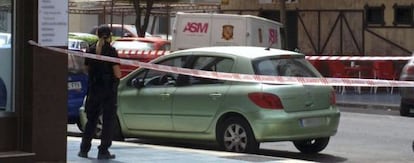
[337,101,400,111]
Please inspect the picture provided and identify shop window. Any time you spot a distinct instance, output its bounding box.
[158,16,169,34]
[286,0,299,3]
[364,4,385,25]
[393,4,413,25]
[0,0,13,112]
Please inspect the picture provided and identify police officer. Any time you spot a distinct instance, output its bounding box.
[78,25,121,160]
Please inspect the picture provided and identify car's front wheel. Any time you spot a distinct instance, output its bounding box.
[78,108,103,137]
[217,117,259,153]
[293,137,330,154]
[79,108,124,141]
[76,120,84,132]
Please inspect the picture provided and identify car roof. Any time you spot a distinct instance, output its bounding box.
[68,38,86,43]
[91,24,152,37]
[114,37,170,43]
[175,46,302,59]
[69,32,97,37]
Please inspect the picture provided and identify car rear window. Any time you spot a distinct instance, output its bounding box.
[112,41,155,50]
[253,56,319,77]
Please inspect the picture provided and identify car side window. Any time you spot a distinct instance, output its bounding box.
[159,43,171,50]
[189,56,234,85]
[133,56,187,87]
[112,28,124,37]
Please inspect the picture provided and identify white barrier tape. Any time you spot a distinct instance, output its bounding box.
[305,55,412,61]
[28,40,414,87]
[117,50,413,61]
[117,50,170,58]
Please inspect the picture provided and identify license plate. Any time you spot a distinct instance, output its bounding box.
[68,81,82,90]
[300,117,325,127]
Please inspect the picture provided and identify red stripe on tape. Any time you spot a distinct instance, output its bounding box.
[27,40,414,88]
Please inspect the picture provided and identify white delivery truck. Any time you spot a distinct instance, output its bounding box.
[171,12,283,51]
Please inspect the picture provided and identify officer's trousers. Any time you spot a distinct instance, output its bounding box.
[80,84,117,153]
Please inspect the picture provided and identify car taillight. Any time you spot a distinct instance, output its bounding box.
[248,92,283,109]
[406,66,414,74]
[330,90,336,105]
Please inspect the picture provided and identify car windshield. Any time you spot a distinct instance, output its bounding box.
[124,25,137,35]
[112,41,155,50]
[253,56,319,77]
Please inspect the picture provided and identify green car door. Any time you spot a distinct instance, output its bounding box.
[119,71,176,131]
[172,84,230,132]
[119,83,175,131]
[119,56,187,131]
[172,56,234,132]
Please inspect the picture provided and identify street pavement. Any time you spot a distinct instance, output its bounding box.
[67,89,401,163]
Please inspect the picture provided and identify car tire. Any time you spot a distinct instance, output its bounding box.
[78,105,87,131]
[79,109,124,141]
[95,114,103,138]
[76,120,84,132]
[113,116,124,141]
[78,106,103,138]
[217,117,259,153]
[293,137,330,154]
[400,101,410,117]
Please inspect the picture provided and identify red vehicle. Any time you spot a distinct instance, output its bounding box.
[112,37,171,77]
[89,24,152,37]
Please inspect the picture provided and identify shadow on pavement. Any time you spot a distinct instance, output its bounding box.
[126,138,348,163]
[258,149,348,163]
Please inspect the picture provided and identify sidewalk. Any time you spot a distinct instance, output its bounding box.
[335,89,400,110]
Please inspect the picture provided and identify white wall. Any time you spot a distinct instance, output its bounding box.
[69,14,99,33]
[69,13,174,35]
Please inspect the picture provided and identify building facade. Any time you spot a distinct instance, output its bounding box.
[1,0,412,161]
[0,0,67,162]
[220,0,414,57]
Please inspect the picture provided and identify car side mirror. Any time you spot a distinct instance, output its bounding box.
[130,78,144,89]
[124,33,133,37]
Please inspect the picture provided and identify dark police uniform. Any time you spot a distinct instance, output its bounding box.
[80,42,119,157]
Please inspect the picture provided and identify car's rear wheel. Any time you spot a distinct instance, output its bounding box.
[217,117,259,153]
[293,137,330,154]
[400,101,411,116]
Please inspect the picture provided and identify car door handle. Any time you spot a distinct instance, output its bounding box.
[209,93,222,100]
[305,101,313,107]
[160,93,170,100]
[160,93,170,97]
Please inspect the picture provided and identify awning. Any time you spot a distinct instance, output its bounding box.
[68,0,221,15]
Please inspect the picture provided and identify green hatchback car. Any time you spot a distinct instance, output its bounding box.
[80,46,340,154]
